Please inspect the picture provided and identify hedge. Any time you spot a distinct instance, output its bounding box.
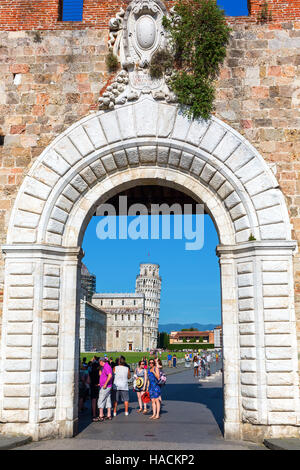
[167,343,214,351]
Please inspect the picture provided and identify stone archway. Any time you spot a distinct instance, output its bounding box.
[0,97,299,442]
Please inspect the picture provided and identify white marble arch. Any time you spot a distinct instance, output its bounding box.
[1,97,300,442]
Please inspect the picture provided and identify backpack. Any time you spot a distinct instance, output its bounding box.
[158,370,167,386]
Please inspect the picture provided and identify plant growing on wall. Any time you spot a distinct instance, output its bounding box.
[257,1,272,23]
[149,48,174,79]
[106,51,119,73]
[162,0,231,120]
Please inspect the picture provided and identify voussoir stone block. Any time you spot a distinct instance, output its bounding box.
[179,152,193,171]
[200,121,225,154]
[71,174,89,193]
[113,150,128,168]
[235,158,264,184]
[116,105,136,140]
[135,100,157,137]
[209,172,226,191]
[33,164,60,188]
[55,136,82,166]
[190,156,205,176]
[43,149,70,176]
[125,147,140,166]
[213,131,240,161]
[100,111,122,143]
[171,112,191,141]
[62,184,80,203]
[14,210,40,229]
[156,103,176,138]
[101,154,117,173]
[226,145,254,173]
[80,166,97,186]
[18,194,45,215]
[157,146,169,166]
[200,163,216,183]
[138,146,157,164]
[90,159,106,179]
[168,148,181,167]
[24,177,51,201]
[69,126,95,156]
[83,116,107,149]
[245,173,274,196]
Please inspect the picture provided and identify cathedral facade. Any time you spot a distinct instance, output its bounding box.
[80,263,161,352]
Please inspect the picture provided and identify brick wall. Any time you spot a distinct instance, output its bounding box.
[249,0,300,21]
[0,0,300,31]
[0,0,176,31]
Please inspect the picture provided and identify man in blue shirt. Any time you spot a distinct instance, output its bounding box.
[167,353,172,368]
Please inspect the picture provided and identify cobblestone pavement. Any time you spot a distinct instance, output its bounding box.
[17,369,264,450]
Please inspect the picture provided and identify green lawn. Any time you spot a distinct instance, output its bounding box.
[80,351,186,364]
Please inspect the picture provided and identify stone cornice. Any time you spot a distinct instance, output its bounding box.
[217,240,298,257]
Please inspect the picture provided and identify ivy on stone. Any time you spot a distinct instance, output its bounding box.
[162,0,231,120]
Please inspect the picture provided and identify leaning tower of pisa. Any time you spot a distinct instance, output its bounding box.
[135,263,161,350]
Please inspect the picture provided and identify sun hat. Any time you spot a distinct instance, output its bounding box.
[135,377,144,389]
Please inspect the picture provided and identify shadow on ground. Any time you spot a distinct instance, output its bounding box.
[78,375,224,438]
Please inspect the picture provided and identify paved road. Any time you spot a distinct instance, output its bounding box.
[18,369,264,450]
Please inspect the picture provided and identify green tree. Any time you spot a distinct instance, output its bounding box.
[162,0,231,120]
[158,332,170,349]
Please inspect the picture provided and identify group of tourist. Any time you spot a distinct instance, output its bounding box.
[79,355,166,422]
[192,351,219,377]
[167,353,177,368]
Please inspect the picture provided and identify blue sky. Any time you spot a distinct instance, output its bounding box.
[82,215,221,325]
[217,0,248,16]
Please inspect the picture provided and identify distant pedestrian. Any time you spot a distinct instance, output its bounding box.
[193,356,199,377]
[185,353,190,368]
[143,356,148,369]
[109,357,115,369]
[97,357,113,422]
[82,357,88,369]
[167,353,172,368]
[113,356,131,416]
[172,354,177,368]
